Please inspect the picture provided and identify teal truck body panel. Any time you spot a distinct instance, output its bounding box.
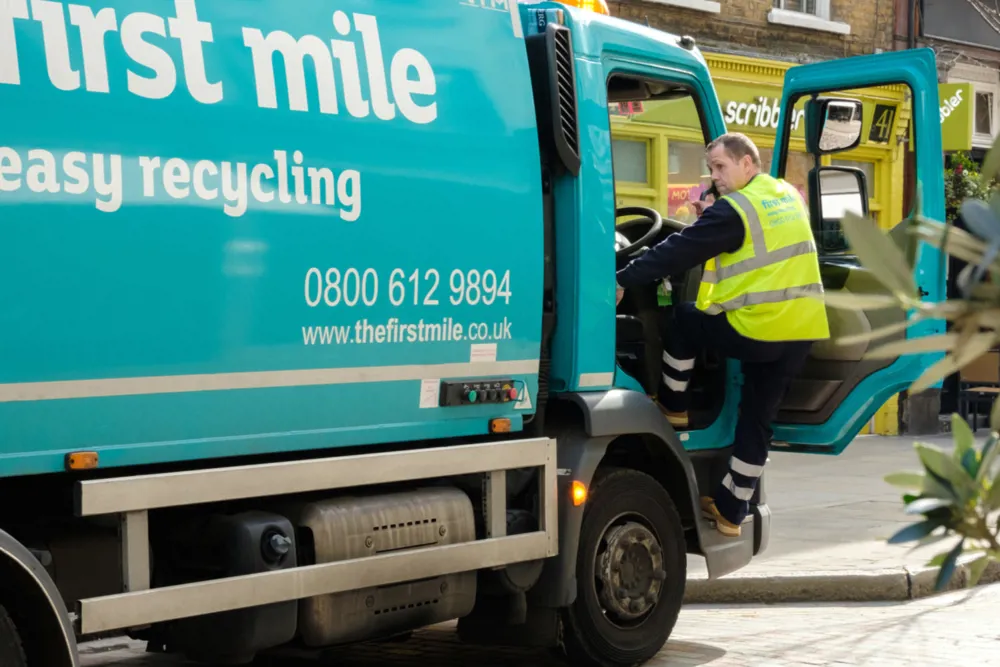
[0,0,545,476]
[0,1,945,471]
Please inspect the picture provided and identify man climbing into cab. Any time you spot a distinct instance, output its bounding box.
[615,132,830,538]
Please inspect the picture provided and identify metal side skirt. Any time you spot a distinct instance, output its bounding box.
[75,438,556,517]
[73,437,559,636]
[77,532,552,636]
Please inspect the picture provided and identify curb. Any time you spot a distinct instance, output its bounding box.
[683,558,1000,604]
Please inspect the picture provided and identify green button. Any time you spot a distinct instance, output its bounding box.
[468,390,478,402]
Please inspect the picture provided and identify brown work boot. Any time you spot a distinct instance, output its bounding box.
[653,399,690,429]
[700,496,741,537]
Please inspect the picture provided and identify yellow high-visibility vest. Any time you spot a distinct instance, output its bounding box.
[695,174,831,342]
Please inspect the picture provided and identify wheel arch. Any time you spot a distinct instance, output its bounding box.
[0,529,79,667]
[527,389,710,608]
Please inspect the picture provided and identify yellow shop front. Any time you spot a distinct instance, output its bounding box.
[609,52,911,435]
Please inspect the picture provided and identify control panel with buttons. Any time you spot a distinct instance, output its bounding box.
[439,379,519,406]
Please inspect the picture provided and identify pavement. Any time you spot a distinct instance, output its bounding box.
[80,584,1000,666]
[685,433,1000,604]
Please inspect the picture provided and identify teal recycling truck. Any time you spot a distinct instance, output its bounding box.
[0,0,946,665]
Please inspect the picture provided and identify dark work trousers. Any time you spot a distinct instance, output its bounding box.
[658,302,813,525]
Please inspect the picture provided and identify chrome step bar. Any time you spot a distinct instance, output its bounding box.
[73,437,559,636]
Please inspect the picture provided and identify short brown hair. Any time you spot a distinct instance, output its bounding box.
[706,132,761,169]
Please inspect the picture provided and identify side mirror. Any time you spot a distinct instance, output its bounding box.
[805,97,864,155]
[809,166,869,253]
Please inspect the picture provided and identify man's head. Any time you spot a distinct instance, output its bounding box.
[705,133,761,196]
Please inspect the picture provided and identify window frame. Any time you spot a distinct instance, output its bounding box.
[772,0,825,19]
[768,0,850,35]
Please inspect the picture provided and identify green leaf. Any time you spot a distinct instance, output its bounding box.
[836,318,917,347]
[904,497,954,515]
[840,210,918,299]
[814,291,904,311]
[887,520,941,544]
[978,433,1000,484]
[967,554,991,588]
[928,549,951,567]
[981,138,1000,188]
[952,413,975,461]
[968,282,1000,300]
[934,539,965,592]
[915,443,978,499]
[986,473,1000,511]
[922,467,959,501]
[991,401,1000,436]
[961,447,980,478]
[884,472,925,490]
[909,354,967,395]
[917,236,991,266]
[910,334,997,394]
[865,333,958,360]
[912,217,989,254]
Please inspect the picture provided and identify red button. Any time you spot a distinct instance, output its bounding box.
[508,388,519,400]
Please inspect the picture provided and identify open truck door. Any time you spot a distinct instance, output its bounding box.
[766,48,947,453]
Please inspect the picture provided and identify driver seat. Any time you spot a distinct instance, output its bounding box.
[616,283,663,396]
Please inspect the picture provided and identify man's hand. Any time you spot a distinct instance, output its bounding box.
[690,199,708,216]
[616,284,625,305]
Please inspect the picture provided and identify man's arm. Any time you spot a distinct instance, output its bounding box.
[616,199,746,289]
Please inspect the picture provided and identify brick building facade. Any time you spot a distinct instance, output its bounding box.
[608,0,894,63]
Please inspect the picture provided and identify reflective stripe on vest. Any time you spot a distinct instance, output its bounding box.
[701,282,825,315]
[695,175,830,342]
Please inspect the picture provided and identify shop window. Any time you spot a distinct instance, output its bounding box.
[667,140,709,222]
[612,139,649,184]
[668,141,707,182]
[758,148,815,204]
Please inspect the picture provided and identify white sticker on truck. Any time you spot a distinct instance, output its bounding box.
[419,378,440,408]
[470,343,498,364]
[515,384,532,410]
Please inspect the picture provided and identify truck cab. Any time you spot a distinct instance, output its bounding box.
[516,1,945,660]
[0,2,945,667]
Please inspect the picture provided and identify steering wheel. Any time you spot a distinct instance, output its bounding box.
[614,206,688,258]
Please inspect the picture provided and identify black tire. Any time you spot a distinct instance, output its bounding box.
[560,467,686,667]
[0,605,27,667]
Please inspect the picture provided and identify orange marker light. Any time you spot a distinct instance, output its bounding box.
[490,418,512,433]
[561,0,610,15]
[66,451,99,470]
[572,480,588,506]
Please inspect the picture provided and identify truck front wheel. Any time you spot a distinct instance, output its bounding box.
[0,606,27,667]
[560,467,686,667]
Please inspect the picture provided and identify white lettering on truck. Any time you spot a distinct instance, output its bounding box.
[242,11,436,123]
[0,0,438,123]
